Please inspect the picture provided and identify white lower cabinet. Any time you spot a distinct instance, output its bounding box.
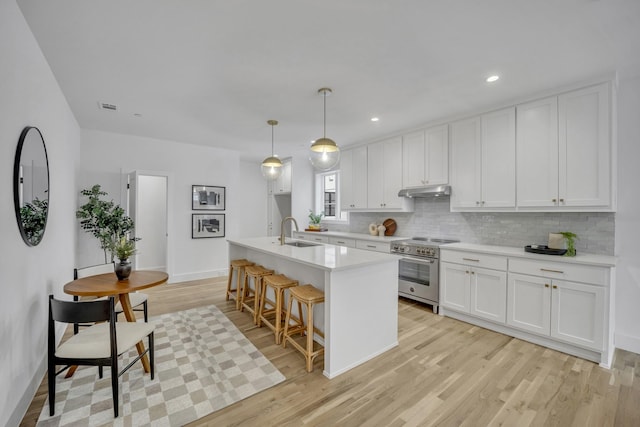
[507,273,605,351]
[293,232,329,243]
[355,240,390,253]
[441,261,507,323]
[328,237,357,248]
[441,247,613,366]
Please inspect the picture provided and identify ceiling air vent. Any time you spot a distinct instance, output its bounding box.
[97,101,117,111]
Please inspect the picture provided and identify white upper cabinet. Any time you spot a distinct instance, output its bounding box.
[517,82,613,210]
[340,146,368,210]
[450,107,516,210]
[559,83,611,208]
[368,137,404,209]
[516,96,559,207]
[402,124,449,188]
[450,116,481,208]
[272,159,292,194]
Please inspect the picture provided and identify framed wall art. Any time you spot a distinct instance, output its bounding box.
[192,213,225,239]
[192,185,225,210]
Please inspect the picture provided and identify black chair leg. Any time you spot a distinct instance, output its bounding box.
[111,363,119,417]
[149,332,155,380]
[48,360,55,416]
[143,300,148,322]
[99,366,103,378]
[73,295,79,335]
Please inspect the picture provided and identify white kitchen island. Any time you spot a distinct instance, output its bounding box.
[227,236,399,378]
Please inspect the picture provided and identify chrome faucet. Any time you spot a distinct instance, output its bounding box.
[280,216,299,245]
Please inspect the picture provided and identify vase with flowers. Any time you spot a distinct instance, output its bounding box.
[113,236,137,280]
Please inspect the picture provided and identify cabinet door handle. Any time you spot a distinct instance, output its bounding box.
[552,198,557,203]
[471,271,475,275]
[463,258,480,262]
[476,201,480,205]
[465,270,470,274]
[544,284,550,288]
[553,285,558,289]
[366,245,376,248]
[540,268,564,274]
[559,198,565,203]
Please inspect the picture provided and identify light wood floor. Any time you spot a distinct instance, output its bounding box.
[21,277,640,426]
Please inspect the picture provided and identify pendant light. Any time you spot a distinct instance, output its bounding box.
[261,119,283,180]
[309,87,340,170]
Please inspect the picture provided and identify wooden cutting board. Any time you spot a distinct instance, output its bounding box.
[382,218,397,236]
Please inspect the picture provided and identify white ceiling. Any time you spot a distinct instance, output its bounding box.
[17,0,640,162]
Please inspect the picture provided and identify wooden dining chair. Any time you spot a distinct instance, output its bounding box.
[73,263,149,333]
[47,294,155,418]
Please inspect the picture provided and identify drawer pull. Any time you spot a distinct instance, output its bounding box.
[337,241,345,244]
[540,268,564,274]
[366,245,376,248]
[463,258,480,262]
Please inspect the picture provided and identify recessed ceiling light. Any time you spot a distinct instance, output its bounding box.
[486,75,500,83]
[371,117,379,122]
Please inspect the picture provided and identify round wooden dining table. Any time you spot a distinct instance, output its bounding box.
[63,270,168,373]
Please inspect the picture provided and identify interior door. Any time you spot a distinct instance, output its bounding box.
[127,171,169,272]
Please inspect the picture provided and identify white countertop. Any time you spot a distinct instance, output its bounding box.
[441,242,616,267]
[227,236,400,271]
[294,230,404,243]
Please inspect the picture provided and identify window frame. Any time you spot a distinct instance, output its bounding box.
[315,170,348,224]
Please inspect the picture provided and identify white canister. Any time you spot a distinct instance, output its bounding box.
[369,223,379,235]
[377,225,386,236]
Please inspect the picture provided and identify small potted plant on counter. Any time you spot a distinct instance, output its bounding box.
[308,210,324,231]
[559,231,578,257]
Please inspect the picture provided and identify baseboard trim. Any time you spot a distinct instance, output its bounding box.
[10,353,46,427]
[170,268,227,283]
[614,332,640,355]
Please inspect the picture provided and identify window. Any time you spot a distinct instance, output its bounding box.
[315,171,348,222]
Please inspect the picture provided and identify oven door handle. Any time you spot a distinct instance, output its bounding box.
[400,256,436,264]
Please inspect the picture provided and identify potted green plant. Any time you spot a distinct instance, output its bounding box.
[113,236,137,280]
[76,184,136,263]
[308,210,324,230]
[558,231,578,257]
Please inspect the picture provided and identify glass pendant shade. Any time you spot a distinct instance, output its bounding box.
[261,119,283,180]
[310,88,340,171]
[309,137,340,171]
[261,155,283,180]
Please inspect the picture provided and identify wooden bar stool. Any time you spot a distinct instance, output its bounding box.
[257,274,299,344]
[226,259,255,310]
[240,265,274,323]
[282,284,325,372]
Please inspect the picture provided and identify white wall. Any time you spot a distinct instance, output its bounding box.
[0,1,81,425]
[78,129,267,282]
[614,71,640,354]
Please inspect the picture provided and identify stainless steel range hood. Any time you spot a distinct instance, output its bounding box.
[398,185,451,198]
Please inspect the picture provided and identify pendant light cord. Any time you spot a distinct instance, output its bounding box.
[271,123,275,155]
[323,90,327,138]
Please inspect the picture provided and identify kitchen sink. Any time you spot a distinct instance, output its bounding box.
[285,241,321,248]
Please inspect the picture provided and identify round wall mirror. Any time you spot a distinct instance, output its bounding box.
[13,126,50,246]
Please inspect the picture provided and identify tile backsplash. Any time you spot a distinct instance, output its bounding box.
[327,198,615,255]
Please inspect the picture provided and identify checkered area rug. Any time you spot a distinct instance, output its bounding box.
[36,304,285,426]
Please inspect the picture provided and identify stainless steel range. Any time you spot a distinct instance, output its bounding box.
[391,237,459,313]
